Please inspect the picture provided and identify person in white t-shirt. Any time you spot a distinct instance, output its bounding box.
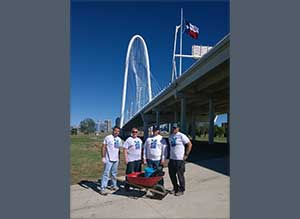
[143,126,167,185]
[99,126,123,195]
[168,123,192,196]
[123,127,143,191]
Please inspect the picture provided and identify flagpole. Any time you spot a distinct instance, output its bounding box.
[179,8,183,77]
[172,27,177,82]
[172,25,180,82]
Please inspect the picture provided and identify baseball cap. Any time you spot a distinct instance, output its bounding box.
[172,123,179,128]
[153,126,160,131]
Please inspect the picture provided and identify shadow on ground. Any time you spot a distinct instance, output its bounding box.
[78,179,167,200]
[187,141,229,176]
[111,187,147,199]
[78,179,124,190]
[78,180,100,193]
[77,179,148,199]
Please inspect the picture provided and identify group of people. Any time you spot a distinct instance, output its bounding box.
[98,123,192,197]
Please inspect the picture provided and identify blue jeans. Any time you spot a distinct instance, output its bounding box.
[146,159,160,169]
[100,160,119,190]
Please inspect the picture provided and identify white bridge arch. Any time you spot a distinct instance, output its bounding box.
[120,35,153,128]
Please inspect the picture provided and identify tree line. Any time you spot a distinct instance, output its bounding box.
[71,118,96,135]
[71,118,227,138]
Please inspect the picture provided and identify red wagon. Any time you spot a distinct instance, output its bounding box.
[127,172,163,187]
[124,171,169,199]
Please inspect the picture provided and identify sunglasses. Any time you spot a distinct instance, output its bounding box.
[132,131,138,133]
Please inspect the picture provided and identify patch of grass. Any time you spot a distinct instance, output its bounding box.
[70,133,127,185]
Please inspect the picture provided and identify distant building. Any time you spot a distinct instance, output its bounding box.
[95,120,101,133]
[96,119,112,133]
[99,121,106,132]
[104,120,112,132]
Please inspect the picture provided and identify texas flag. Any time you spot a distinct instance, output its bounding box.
[185,21,199,39]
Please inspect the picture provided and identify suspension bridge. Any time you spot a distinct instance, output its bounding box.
[119,34,230,144]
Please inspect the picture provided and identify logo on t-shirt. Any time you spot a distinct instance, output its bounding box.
[114,139,120,148]
[150,139,157,148]
[170,137,177,147]
[134,140,141,150]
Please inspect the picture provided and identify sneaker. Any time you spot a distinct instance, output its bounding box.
[111,186,119,191]
[175,191,184,196]
[169,189,176,194]
[99,189,108,196]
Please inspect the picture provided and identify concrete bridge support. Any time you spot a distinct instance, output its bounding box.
[174,111,179,124]
[191,113,196,141]
[208,97,215,144]
[141,113,151,141]
[180,96,187,134]
[155,110,160,128]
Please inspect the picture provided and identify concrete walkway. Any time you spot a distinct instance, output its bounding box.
[71,160,229,219]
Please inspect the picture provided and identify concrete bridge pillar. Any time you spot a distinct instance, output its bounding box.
[208,97,215,144]
[143,121,149,141]
[155,110,160,128]
[141,113,150,141]
[174,111,179,123]
[180,95,187,134]
[191,113,196,142]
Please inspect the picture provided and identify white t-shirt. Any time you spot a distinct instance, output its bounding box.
[143,135,167,161]
[124,136,143,162]
[103,134,123,162]
[168,132,190,160]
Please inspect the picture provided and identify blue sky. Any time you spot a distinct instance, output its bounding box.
[71,1,229,126]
